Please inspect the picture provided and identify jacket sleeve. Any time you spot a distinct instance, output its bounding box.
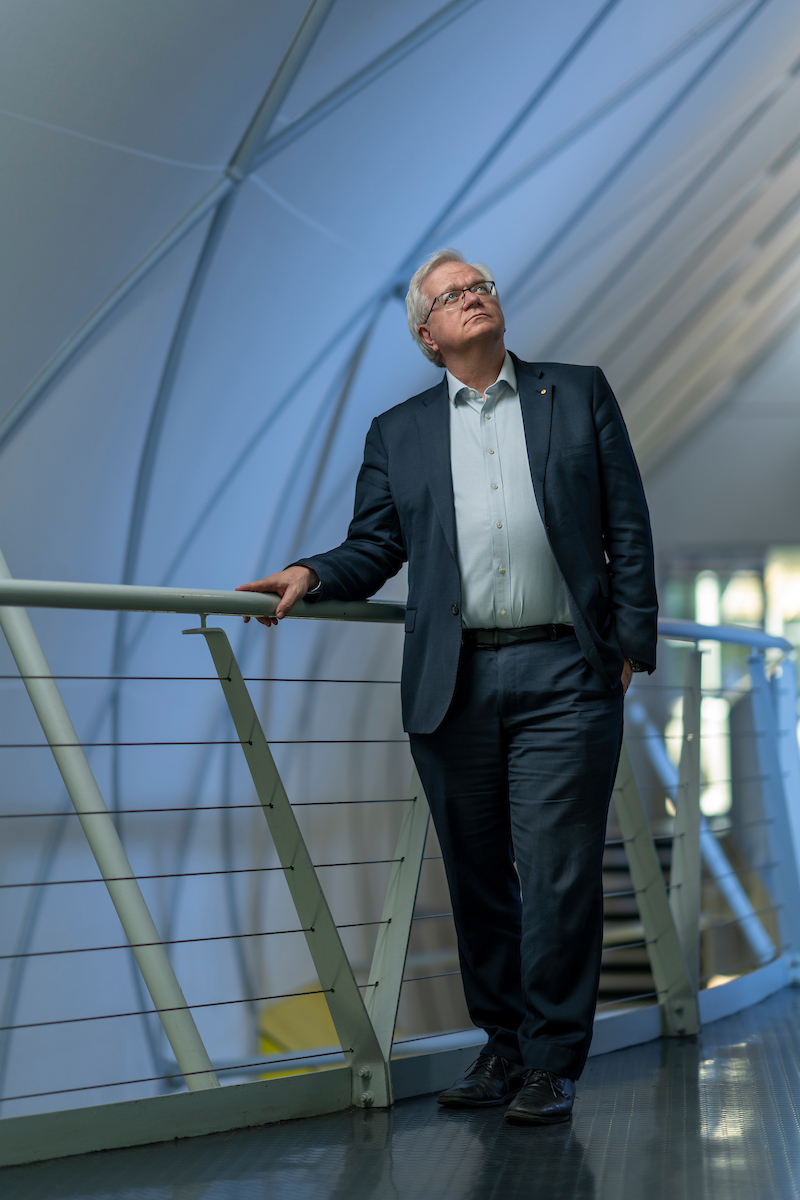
[592,367,658,671]
[294,416,407,601]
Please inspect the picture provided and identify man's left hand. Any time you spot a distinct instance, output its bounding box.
[621,659,633,696]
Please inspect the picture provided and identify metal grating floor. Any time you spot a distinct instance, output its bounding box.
[5,986,800,1199]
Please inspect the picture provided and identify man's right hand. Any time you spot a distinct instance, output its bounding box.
[236,565,320,627]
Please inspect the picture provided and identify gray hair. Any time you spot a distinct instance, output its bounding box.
[405,248,494,368]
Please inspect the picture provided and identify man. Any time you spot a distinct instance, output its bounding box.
[238,249,657,1126]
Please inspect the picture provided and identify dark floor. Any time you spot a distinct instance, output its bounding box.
[5,987,800,1199]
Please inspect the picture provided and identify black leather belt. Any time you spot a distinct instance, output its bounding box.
[462,624,575,649]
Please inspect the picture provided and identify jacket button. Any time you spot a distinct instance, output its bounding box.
[451,604,459,615]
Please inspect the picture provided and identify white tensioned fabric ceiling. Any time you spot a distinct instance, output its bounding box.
[2,0,800,1114]
[3,0,800,595]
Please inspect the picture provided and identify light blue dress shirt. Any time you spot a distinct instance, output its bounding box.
[446,352,572,630]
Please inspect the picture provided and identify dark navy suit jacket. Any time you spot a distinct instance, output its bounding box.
[299,354,658,734]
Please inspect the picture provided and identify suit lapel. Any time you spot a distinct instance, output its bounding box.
[514,355,552,525]
[414,379,458,563]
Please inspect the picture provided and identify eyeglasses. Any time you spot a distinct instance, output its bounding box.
[425,280,497,321]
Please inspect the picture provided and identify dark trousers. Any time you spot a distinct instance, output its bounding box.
[409,634,623,1080]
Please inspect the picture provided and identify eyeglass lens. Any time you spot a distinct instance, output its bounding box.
[438,281,496,309]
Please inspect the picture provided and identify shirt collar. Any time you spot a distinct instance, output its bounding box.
[446,350,517,407]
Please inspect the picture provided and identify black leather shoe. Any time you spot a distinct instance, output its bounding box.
[505,1070,575,1125]
[437,1054,526,1108]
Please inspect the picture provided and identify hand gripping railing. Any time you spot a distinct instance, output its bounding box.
[1,564,799,1164]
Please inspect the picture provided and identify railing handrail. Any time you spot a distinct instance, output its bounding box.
[0,579,405,624]
[658,617,792,653]
[0,580,793,650]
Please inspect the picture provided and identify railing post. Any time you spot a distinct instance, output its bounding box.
[626,698,775,965]
[770,655,800,894]
[748,652,800,976]
[186,624,391,1107]
[669,648,703,993]
[365,769,431,1060]
[0,550,219,1091]
[614,742,699,1036]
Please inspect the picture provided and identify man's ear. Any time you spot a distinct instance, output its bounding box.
[418,324,438,353]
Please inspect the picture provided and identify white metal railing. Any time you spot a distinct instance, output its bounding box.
[1,558,799,1166]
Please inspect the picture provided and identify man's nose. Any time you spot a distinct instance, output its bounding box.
[462,287,482,309]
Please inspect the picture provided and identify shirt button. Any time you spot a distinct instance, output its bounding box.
[500,610,507,617]
[491,483,498,490]
[499,567,506,574]
[496,521,503,529]
[484,414,491,420]
[487,448,494,455]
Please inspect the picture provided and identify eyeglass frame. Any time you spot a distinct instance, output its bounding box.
[424,280,497,322]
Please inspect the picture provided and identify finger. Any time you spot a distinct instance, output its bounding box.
[274,590,294,619]
[243,615,250,623]
[237,580,271,593]
[275,586,303,619]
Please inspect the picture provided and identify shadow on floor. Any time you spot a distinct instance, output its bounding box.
[4,986,800,1199]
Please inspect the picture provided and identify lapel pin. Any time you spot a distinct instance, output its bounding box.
[540,389,547,394]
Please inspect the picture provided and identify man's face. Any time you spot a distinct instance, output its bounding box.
[418,261,505,364]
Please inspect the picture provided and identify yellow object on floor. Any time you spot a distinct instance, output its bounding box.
[259,989,339,1078]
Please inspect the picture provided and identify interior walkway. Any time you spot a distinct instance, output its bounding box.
[4,985,800,1200]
